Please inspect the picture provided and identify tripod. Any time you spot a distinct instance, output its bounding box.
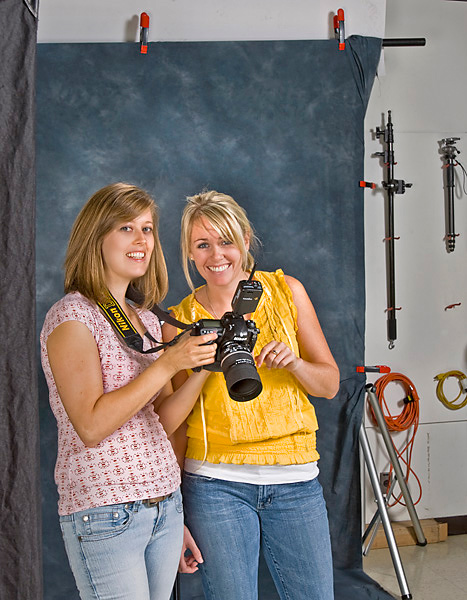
[360,384,426,599]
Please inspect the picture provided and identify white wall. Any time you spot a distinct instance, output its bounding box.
[36,0,467,522]
[363,0,467,523]
[37,0,386,42]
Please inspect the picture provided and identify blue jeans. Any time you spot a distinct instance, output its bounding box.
[182,474,334,600]
[59,489,184,600]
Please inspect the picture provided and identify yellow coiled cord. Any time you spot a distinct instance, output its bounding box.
[434,370,467,410]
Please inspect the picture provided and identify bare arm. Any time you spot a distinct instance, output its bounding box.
[255,275,340,399]
[161,320,197,464]
[169,423,189,468]
[162,320,192,392]
[47,320,217,447]
[156,368,210,437]
[162,320,205,573]
[161,321,203,465]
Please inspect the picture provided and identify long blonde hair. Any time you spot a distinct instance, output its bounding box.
[180,190,259,290]
[64,182,168,308]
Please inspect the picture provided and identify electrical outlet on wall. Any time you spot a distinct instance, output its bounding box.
[379,471,391,495]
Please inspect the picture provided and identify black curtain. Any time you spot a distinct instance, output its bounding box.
[36,37,394,599]
[0,1,42,599]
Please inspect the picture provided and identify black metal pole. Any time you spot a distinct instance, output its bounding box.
[374,111,411,349]
[385,113,397,347]
[386,195,397,346]
[382,38,426,47]
[446,156,456,252]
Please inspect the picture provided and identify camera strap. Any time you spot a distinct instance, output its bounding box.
[125,285,192,330]
[98,290,191,355]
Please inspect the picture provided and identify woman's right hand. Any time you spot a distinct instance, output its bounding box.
[162,331,217,374]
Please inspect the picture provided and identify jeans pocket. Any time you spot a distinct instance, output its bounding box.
[183,471,216,482]
[73,504,134,542]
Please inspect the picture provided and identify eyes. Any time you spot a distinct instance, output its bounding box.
[119,224,153,233]
[196,239,232,249]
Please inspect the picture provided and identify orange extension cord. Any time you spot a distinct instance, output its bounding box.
[369,372,422,507]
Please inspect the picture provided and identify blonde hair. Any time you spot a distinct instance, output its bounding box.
[181,190,259,290]
[64,182,168,308]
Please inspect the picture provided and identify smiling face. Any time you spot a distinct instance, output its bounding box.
[190,217,249,290]
[101,209,155,290]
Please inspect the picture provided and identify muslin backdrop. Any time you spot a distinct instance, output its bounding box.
[35,36,392,599]
[0,2,41,600]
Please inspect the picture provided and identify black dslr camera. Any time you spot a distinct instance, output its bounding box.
[191,266,263,402]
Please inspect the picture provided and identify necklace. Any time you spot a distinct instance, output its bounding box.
[204,286,223,319]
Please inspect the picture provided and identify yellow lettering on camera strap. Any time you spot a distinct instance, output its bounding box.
[99,293,150,352]
[99,290,191,354]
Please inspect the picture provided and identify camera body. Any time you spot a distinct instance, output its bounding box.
[191,274,263,402]
[191,314,260,372]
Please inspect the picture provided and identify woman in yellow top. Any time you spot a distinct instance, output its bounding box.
[163,190,340,600]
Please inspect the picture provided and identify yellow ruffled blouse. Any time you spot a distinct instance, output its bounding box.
[169,269,320,465]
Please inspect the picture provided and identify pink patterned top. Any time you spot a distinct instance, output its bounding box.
[40,292,180,516]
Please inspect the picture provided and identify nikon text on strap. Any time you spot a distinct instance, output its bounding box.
[98,290,191,354]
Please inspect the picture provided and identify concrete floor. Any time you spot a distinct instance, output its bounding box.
[363,533,467,599]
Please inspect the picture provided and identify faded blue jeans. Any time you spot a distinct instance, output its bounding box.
[182,473,334,600]
[59,488,184,600]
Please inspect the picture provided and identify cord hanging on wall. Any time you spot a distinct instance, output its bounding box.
[372,111,412,349]
[434,370,467,410]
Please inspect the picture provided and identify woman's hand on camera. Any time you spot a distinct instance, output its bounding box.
[163,331,217,374]
[253,275,340,399]
[255,341,299,372]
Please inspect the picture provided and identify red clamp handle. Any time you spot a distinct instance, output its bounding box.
[356,365,391,373]
[140,12,150,54]
[334,9,345,50]
[360,181,376,189]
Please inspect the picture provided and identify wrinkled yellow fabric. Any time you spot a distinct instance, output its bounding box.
[169,270,320,465]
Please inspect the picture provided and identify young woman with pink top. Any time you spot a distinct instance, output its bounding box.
[40,183,217,600]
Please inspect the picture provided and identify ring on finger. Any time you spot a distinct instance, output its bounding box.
[271,349,278,355]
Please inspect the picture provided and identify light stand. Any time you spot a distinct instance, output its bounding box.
[440,137,461,252]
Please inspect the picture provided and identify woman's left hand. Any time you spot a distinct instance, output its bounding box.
[255,341,299,372]
[179,525,204,573]
[255,275,340,399]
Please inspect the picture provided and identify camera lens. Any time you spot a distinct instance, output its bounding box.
[221,349,262,402]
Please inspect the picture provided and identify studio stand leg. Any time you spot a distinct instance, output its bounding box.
[361,384,427,599]
[366,385,426,546]
[360,424,412,600]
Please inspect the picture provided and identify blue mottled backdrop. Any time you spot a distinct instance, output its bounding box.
[36,37,391,599]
